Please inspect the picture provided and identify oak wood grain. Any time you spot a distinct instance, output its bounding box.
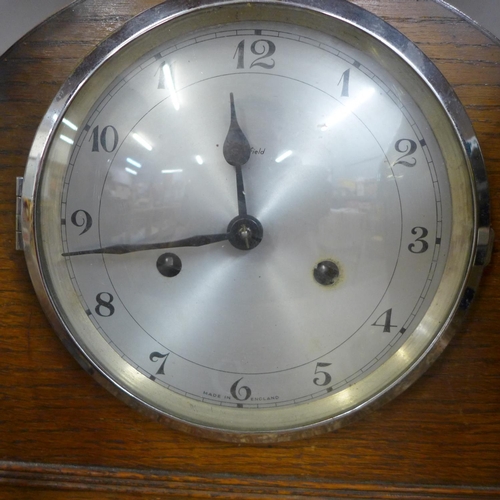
[0,0,499,498]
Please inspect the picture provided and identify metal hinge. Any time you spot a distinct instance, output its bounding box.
[15,177,24,251]
[475,226,495,267]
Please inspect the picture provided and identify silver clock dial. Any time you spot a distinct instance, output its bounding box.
[23,0,489,441]
[61,21,449,406]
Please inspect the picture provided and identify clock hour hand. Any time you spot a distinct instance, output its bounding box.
[223,92,251,216]
[62,232,229,256]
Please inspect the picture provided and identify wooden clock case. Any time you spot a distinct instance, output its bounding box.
[0,0,499,498]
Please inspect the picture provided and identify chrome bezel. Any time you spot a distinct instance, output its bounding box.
[22,0,491,442]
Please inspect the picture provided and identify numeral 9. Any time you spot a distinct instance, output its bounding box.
[71,210,92,235]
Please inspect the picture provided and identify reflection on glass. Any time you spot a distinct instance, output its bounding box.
[320,87,375,130]
[275,150,293,163]
[126,158,142,168]
[195,155,204,165]
[132,132,153,151]
[62,118,78,131]
[162,63,180,111]
[60,134,74,145]
[125,167,138,176]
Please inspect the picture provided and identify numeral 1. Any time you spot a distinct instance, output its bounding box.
[234,40,245,69]
[338,69,350,97]
[156,61,167,89]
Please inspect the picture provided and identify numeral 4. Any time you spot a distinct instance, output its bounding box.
[372,309,396,333]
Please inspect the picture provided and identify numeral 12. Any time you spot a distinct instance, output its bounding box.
[234,39,276,69]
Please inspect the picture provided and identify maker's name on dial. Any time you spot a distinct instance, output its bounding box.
[203,390,280,402]
[250,146,266,155]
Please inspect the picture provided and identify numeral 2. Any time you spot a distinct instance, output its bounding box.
[394,139,417,167]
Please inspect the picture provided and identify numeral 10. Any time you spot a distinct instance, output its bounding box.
[90,125,119,153]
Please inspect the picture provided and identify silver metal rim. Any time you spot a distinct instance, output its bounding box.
[21,0,491,442]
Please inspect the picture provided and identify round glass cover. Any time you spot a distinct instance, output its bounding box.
[25,1,480,440]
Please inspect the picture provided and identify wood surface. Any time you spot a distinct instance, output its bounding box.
[0,0,499,498]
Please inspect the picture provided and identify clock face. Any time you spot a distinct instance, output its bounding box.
[61,20,450,402]
[23,0,486,440]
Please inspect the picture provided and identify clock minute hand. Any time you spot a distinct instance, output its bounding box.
[223,92,251,216]
[62,232,229,256]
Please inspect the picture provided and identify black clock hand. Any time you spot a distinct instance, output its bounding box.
[221,93,264,251]
[67,94,257,258]
[62,232,229,256]
[223,92,251,216]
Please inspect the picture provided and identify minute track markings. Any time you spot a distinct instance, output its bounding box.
[61,24,447,409]
[93,26,407,99]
